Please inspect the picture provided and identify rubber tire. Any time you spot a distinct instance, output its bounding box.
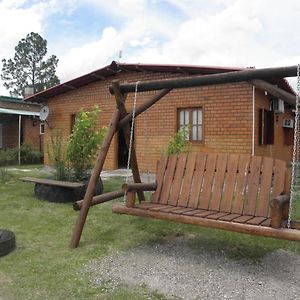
[0,229,16,257]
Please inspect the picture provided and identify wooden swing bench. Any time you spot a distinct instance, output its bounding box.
[113,152,300,241]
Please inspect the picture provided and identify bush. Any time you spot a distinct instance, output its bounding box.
[47,129,71,181]
[20,143,43,164]
[67,105,107,181]
[166,126,191,155]
[0,144,42,166]
[0,149,18,166]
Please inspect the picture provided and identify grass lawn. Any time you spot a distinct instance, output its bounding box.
[0,165,300,299]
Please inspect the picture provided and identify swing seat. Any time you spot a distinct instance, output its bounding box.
[113,153,300,241]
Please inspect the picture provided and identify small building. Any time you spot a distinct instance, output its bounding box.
[0,96,43,151]
[25,61,295,172]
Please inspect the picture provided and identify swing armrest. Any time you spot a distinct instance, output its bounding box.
[122,182,157,208]
[122,182,157,192]
[270,194,290,228]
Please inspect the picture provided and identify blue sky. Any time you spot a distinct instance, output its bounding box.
[0,0,300,95]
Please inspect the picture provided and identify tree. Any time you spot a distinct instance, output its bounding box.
[1,32,60,97]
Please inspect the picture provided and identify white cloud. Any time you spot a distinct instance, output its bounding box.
[1,0,300,95]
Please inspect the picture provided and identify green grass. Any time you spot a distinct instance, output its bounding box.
[0,165,300,299]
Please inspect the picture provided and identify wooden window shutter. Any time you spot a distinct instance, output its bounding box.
[266,111,274,144]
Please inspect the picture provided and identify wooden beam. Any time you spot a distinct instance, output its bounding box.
[69,109,120,248]
[73,190,125,211]
[112,80,145,202]
[112,204,300,241]
[109,65,298,94]
[250,79,296,106]
[118,88,172,127]
[63,84,77,90]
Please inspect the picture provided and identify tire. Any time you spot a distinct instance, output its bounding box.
[0,229,16,257]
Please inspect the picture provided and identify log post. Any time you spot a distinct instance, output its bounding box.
[112,80,145,202]
[125,191,136,208]
[69,109,120,248]
[109,65,298,94]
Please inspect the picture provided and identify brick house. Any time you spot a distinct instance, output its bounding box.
[25,61,295,172]
[0,96,43,151]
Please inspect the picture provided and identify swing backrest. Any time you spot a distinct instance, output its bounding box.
[151,153,289,218]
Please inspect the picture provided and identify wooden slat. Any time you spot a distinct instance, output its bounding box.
[233,215,254,224]
[188,153,207,208]
[243,156,262,215]
[171,208,195,214]
[182,209,206,216]
[272,159,287,198]
[159,206,183,213]
[209,154,228,211]
[231,154,251,214]
[149,205,171,211]
[219,213,241,221]
[194,210,217,218]
[151,156,168,203]
[159,155,178,204]
[177,153,197,207]
[261,218,271,227]
[206,212,230,220]
[137,202,165,209]
[220,154,239,212]
[256,157,274,217]
[168,154,187,205]
[198,154,217,210]
[246,216,267,225]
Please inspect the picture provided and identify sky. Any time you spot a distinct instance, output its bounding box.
[0,0,300,96]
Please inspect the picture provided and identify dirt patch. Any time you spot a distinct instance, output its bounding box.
[84,236,300,300]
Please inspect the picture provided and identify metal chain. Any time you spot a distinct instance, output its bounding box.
[288,64,300,228]
[143,97,151,183]
[123,81,139,201]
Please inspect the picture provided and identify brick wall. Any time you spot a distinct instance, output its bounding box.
[23,117,44,151]
[43,70,263,172]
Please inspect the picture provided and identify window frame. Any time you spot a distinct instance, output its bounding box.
[177,107,204,144]
[40,122,45,135]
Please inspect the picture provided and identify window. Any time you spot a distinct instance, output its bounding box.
[178,108,203,142]
[40,122,45,135]
[258,108,274,145]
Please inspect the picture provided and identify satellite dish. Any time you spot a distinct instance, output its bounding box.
[39,106,49,121]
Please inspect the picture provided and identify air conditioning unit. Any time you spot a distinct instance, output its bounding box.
[272,99,285,114]
[283,119,294,128]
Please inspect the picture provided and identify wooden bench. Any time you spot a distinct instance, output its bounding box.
[20,177,85,188]
[113,153,300,241]
[21,177,86,203]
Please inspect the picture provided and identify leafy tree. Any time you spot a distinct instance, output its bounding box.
[1,32,60,97]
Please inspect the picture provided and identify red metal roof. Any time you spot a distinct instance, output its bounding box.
[25,61,295,102]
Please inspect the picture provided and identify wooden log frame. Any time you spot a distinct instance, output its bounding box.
[112,80,145,202]
[109,65,298,94]
[73,190,125,211]
[69,109,120,248]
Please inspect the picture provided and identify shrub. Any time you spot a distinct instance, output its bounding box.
[67,105,106,181]
[20,143,43,164]
[47,129,71,181]
[166,126,191,155]
[0,149,18,166]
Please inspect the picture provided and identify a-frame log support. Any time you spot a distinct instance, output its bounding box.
[70,109,120,248]
[112,80,145,202]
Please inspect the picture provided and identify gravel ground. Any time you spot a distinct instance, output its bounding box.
[84,236,300,300]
